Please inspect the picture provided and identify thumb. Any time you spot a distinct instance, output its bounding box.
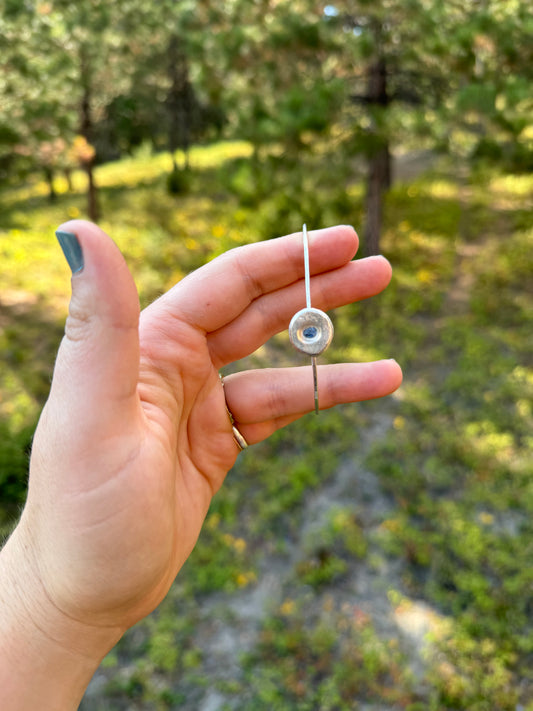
[51,220,140,424]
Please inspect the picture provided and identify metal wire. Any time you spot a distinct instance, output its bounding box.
[303,224,319,414]
[312,356,319,415]
[303,223,312,310]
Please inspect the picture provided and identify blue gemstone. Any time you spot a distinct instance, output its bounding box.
[303,326,318,339]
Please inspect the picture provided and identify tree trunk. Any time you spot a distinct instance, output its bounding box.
[64,167,73,192]
[363,54,391,256]
[86,165,99,223]
[167,35,192,173]
[365,145,389,256]
[80,47,100,222]
[44,167,56,202]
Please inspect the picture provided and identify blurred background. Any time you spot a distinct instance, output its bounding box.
[1,1,532,709]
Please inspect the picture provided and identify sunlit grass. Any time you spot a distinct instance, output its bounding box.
[1,141,254,207]
[488,171,533,200]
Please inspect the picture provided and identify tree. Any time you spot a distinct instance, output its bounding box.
[208,0,458,250]
[1,0,151,218]
[322,0,457,254]
[444,0,533,170]
[108,0,229,190]
[202,0,346,232]
[0,2,76,187]
[2,0,530,233]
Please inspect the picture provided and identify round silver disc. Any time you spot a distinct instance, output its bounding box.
[288,307,334,356]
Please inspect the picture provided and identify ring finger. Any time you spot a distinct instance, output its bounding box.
[223,360,402,445]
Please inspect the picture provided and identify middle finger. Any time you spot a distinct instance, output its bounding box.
[207,255,392,368]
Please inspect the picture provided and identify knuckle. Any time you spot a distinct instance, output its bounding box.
[64,303,94,343]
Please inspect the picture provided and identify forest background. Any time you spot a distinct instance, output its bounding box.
[1,1,532,709]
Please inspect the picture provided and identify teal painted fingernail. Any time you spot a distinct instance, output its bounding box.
[55,230,84,274]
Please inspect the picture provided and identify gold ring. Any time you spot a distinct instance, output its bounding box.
[220,375,249,451]
[231,425,248,451]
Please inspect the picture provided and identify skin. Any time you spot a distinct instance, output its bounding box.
[0,220,402,709]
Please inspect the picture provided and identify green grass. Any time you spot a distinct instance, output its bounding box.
[1,145,532,709]
[242,600,415,709]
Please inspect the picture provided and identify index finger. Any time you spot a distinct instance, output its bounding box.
[147,225,358,333]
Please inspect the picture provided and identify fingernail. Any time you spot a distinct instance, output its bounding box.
[55,230,84,274]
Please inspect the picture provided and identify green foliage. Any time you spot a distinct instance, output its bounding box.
[243,600,414,709]
[296,550,348,588]
[295,507,368,588]
[0,420,32,502]
[181,518,255,595]
[222,150,356,239]
[365,167,532,708]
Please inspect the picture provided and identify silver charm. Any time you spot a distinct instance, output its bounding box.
[288,224,334,414]
[289,308,333,356]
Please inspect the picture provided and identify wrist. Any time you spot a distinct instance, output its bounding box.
[0,523,122,710]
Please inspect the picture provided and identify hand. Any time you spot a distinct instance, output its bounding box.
[0,220,401,708]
